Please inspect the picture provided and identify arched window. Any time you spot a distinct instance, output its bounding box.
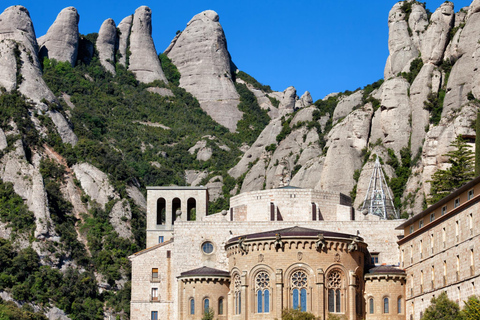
[255,271,270,313]
[291,270,308,312]
[397,297,402,314]
[172,198,181,225]
[218,298,224,315]
[156,198,165,225]
[369,298,374,314]
[187,198,196,221]
[384,297,389,313]
[327,270,343,313]
[189,298,195,315]
[234,274,241,314]
[203,298,210,314]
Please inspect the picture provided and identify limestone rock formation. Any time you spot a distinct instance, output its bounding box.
[408,3,428,50]
[206,176,223,202]
[0,142,55,238]
[279,86,297,115]
[117,15,132,67]
[295,91,313,110]
[126,185,147,210]
[319,106,373,194]
[420,2,454,65]
[0,6,77,146]
[370,78,411,157]
[109,200,133,239]
[72,163,116,209]
[332,90,363,123]
[384,3,419,79]
[38,7,79,66]
[128,6,167,84]
[409,64,435,154]
[229,118,283,179]
[442,8,480,116]
[0,129,7,150]
[165,10,241,131]
[97,18,117,75]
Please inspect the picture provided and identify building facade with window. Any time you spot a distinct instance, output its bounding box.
[396,176,480,320]
[129,186,405,320]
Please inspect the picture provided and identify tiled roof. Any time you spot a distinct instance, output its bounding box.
[227,226,359,244]
[179,266,230,278]
[367,265,405,275]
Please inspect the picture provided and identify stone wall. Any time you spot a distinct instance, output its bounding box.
[364,275,406,320]
[399,188,480,320]
[229,189,353,222]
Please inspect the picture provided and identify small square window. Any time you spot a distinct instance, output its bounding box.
[441,206,447,215]
[151,311,158,320]
[468,190,474,200]
[419,220,424,228]
[158,236,164,243]
[152,268,158,280]
[371,253,379,265]
[410,225,414,234]
[430,212,435,222]
[152,288,158,301]
[454,198,460,208]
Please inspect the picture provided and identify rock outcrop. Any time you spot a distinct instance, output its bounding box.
[332,90,363,123]
[72,163,115,209]
[420,2,454,64]
[128,6,167,84]
[0,6,77,146]
[165,10,241,131]
[117,15,132,67]
[384,3,419,79]
[96,18,117,75]
[279,86,297,116]
[0,142,55,238]
[109,200,133,239]
[38,7,79,66]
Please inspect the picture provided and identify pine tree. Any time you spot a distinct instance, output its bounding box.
[428,136,474,204]
[421,292,462,320]
[463,295,480,320]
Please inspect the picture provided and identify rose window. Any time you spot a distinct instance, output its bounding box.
[291,271,308,288]
[256,272,270,289]
[327,271,342,289]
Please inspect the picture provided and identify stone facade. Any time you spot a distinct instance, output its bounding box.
[130,186,405,320]
[397,176,480,320]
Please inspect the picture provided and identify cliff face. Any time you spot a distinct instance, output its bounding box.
[0,1,478,319]
[165,10,242,132]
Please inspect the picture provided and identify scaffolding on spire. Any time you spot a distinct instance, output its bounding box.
[361,157,398,219]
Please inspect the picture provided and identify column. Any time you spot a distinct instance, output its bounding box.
[316,268,325,320]
[241,271,248,320]
[348,271,355,320]
[275,269,283,318]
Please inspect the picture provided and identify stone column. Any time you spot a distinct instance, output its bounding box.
[316,268,325,320]
[166,197,172,228]
[275,269,283,318]
[348,271,356,320]
[241,271,248,320]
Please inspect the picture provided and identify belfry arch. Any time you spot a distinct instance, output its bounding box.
[187,198,196,221]
[172,198,181,225]
[157,198,166,225]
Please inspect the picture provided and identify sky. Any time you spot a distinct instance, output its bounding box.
[0,0,473,101]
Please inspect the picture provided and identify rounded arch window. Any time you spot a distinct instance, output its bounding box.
[202,241,214,254]
[255,271,270,313]
[327,270,344,314]
[291,270,308,312]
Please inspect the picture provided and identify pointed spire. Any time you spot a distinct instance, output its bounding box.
[361,157,398,219]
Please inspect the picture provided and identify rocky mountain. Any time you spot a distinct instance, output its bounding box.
[0,1,478,319]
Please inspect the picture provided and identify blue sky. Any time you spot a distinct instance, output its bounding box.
[1,0,473,101]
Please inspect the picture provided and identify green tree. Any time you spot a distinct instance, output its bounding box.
[281,308,317,320]
[463,295,480,320]
[421,291,462,320]
[429,136,474,204]
[202,307,214,320]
